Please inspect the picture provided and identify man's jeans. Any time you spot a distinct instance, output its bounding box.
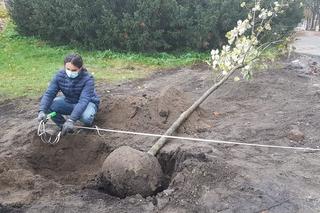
[47,96,97,127]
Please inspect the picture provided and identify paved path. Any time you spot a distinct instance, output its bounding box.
[293,31,320,56]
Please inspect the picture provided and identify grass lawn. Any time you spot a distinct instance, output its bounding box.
[0,22,208,99]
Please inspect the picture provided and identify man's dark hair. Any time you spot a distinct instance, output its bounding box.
[64,53,83,69]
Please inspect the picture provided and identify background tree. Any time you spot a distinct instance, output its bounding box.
[304,0,320,30]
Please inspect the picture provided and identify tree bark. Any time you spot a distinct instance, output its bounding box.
[147,64,244,156]
[317,10,320,31]
[311,13,316,30]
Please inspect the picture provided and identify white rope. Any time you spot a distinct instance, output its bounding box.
[74,125,320,152]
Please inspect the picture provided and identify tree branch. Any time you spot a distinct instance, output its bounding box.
[147,63,244,156]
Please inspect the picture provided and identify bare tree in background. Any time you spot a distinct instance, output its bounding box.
[304,0,320,30]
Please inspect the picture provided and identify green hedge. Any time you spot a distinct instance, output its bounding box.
[9,0,303,52]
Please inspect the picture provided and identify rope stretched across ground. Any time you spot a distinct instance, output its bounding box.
[37,122,320,152]
[77,125,320,152]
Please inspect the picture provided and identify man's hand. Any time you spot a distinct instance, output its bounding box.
[37,111,46,122]
[62,119,75,135]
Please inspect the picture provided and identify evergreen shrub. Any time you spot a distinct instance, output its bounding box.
[9,0,303,52]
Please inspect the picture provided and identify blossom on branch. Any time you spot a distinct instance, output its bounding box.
[210,0,302,80]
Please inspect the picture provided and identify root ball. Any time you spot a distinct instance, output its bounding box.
[102,146,163,198]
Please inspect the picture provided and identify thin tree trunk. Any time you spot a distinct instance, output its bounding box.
[318,11,320,31]
[147,64,244,156]
[311,13,316,30]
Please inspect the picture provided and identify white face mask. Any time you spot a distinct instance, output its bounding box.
[66,69,79,78]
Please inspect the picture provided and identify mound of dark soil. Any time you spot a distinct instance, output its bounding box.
[98,86,211,134]
[25,133,110,185]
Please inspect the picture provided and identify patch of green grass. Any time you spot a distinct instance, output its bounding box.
[253,44,288,72]
[261,46,283,62]
[0,22,208,99]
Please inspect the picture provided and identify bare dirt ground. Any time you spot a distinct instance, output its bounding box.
[1,54,320,213]
[2,43,320,212]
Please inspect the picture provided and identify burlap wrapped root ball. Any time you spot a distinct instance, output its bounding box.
[102,146,164,198]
